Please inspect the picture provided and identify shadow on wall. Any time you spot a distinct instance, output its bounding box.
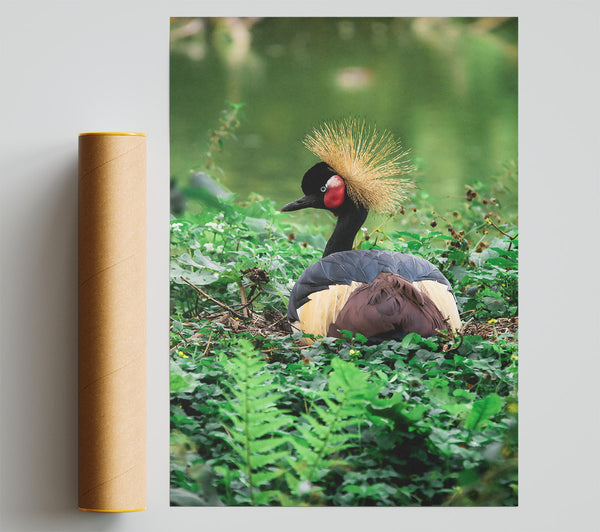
[0,145,89,529]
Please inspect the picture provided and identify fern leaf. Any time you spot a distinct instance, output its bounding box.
[250,419,293,439]
[249,437,289,455]
[286,357,395,494]
[218,339,291,505]
[253,490,284,505]
[251,451,290,470]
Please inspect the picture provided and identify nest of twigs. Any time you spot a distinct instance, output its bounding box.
[216,309,292,337]
[461,316,518,340]
[180,270,292,338]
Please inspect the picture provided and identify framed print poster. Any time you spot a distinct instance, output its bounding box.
[168,17,518,507]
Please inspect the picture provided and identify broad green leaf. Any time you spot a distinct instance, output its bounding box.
[401,332,423,350]
[442,403,471,416]
[453,389,475,400]
[175,251,226,272]
[465,393,504,431]
[170,262,219,285]
[401,403,428,422]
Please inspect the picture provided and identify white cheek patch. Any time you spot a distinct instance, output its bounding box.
[326,175,344,189]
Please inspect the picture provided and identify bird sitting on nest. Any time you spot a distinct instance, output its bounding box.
[281,118,461,344]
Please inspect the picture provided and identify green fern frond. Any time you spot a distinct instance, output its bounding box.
[219,339,291,505]
[289,358,385,488]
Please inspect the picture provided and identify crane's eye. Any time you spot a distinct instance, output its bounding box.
[320,185,327,193]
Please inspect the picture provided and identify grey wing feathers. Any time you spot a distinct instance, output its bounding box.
[287,250,453,321]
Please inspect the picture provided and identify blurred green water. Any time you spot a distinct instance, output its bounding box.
[170,17,517,216]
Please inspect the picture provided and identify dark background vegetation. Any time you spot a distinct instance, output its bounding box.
[170,17,517,217]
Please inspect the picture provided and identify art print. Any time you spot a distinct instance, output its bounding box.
[169,17,518,506]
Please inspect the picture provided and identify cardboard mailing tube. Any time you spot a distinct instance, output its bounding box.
[78,132,146,512]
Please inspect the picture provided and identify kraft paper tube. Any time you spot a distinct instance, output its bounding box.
[78,132,146,512]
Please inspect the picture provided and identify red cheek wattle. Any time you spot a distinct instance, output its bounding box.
[324,175,345,209]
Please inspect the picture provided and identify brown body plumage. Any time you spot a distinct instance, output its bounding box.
[294,274,461,342]
[328,273,447,340]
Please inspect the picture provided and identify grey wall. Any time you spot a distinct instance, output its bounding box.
[1,1,598,531]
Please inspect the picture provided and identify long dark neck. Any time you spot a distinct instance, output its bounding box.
[323,203,368,257]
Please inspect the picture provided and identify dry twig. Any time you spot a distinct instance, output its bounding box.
[180,276,245,320]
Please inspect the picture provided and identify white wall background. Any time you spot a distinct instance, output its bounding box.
[1,1,598,531]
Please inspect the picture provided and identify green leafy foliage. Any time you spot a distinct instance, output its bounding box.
[170,151,518,506]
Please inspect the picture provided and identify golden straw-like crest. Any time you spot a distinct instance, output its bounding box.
[303,118,415,212]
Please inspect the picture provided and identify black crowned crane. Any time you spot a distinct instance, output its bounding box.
[281,119,461,344]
